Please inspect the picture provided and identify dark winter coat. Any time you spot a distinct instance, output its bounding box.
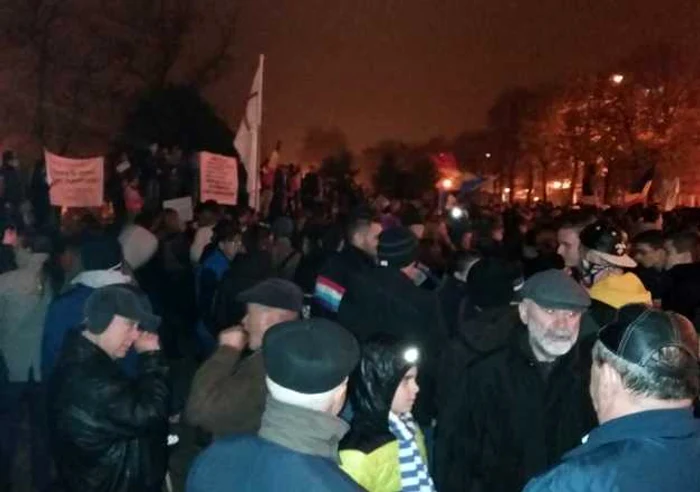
[437,326,597,492]
[662,262,700,328]
[436,275,469,337]
[338,267,447,425]
[312,245,376,319]
[524,408,700,492]
[48,331,170,492]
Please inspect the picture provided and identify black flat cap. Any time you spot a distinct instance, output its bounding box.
[84,285,161,334]
[263,318,360,394]
[520,269,590,312]
[600,304,699,376]
[236,278,304,313]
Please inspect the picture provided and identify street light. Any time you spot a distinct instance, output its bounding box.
[485,152,491,159]
[441,178,454,190]
[610,73,624,85]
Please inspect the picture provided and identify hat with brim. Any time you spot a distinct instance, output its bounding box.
[84,285,161,334]
[236,278,304,313]
[580,221,637,269]
[585,249,637,269]
[520,269,591,312]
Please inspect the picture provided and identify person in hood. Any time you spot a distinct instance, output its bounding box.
[41,234,135,379]
[662,230,700,328]
[579,221,637,288]
[340,335,435,492]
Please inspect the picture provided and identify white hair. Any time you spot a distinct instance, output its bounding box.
[265,377,343,412]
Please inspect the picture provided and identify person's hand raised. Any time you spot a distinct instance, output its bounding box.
[134,332,161,353]
[219,326,248,352]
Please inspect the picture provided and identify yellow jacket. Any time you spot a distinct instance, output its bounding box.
[340,432,428,492]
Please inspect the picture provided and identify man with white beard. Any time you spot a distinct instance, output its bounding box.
[437,269,597,492]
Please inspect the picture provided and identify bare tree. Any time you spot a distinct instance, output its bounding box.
[0,0,239,154]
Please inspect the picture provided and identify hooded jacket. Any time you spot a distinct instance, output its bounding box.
[340,336,428,492]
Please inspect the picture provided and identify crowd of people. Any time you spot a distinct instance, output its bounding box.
[0,148,699,492]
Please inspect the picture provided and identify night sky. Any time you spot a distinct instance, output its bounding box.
[206,0,700,160]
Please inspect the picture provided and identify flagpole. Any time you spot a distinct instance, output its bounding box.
[252,53,264,211]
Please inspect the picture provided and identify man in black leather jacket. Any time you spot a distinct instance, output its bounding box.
[48,285,170,492]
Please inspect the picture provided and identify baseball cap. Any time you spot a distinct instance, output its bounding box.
[84,285,161,334]
[236,278,304,313]
[599,304,699,376]
[580,221,636,269]
[263,318,360,394]
[520,269,591,312]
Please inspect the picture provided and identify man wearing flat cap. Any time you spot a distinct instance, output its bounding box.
[186,278,303,436]
[47,285,170,492]
[437,269,597,492]
[526,305,700,491]
[187,318,364,491]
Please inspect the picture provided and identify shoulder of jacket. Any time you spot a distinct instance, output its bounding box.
[341,440,404,492]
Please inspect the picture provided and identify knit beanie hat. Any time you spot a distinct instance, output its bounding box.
[589,272,652,309]
[378,227,418,269]
[81,235,123,271]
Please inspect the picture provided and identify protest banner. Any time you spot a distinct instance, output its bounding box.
[163,196,194,223]
[199,151,238,205]
[45,150,104,208]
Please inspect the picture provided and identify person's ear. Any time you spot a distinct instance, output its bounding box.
[518,301,529,325]
[599,362,622,400]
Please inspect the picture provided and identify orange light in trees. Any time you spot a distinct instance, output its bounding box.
[441,178,454,190]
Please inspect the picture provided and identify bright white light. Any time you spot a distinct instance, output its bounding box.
[551,181,563,190]
[449,207,464,219]
[611,73,624,85]
[562,180,572,189]
[441,178,454,190]
[533,196,541,202]
[403,347,420,364]
[504,187,511,193]
[485,152,492,159]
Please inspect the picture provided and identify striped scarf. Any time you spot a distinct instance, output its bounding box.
[388,412,435,492]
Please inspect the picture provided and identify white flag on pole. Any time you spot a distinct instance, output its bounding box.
[234,54,264,210]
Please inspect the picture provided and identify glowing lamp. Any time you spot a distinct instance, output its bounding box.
[441,178,454,190]
[449,207,465,219]
[403,347,420,364]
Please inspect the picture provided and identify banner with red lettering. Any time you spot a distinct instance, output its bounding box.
[199,151,238,205]
[45,150,104,207]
